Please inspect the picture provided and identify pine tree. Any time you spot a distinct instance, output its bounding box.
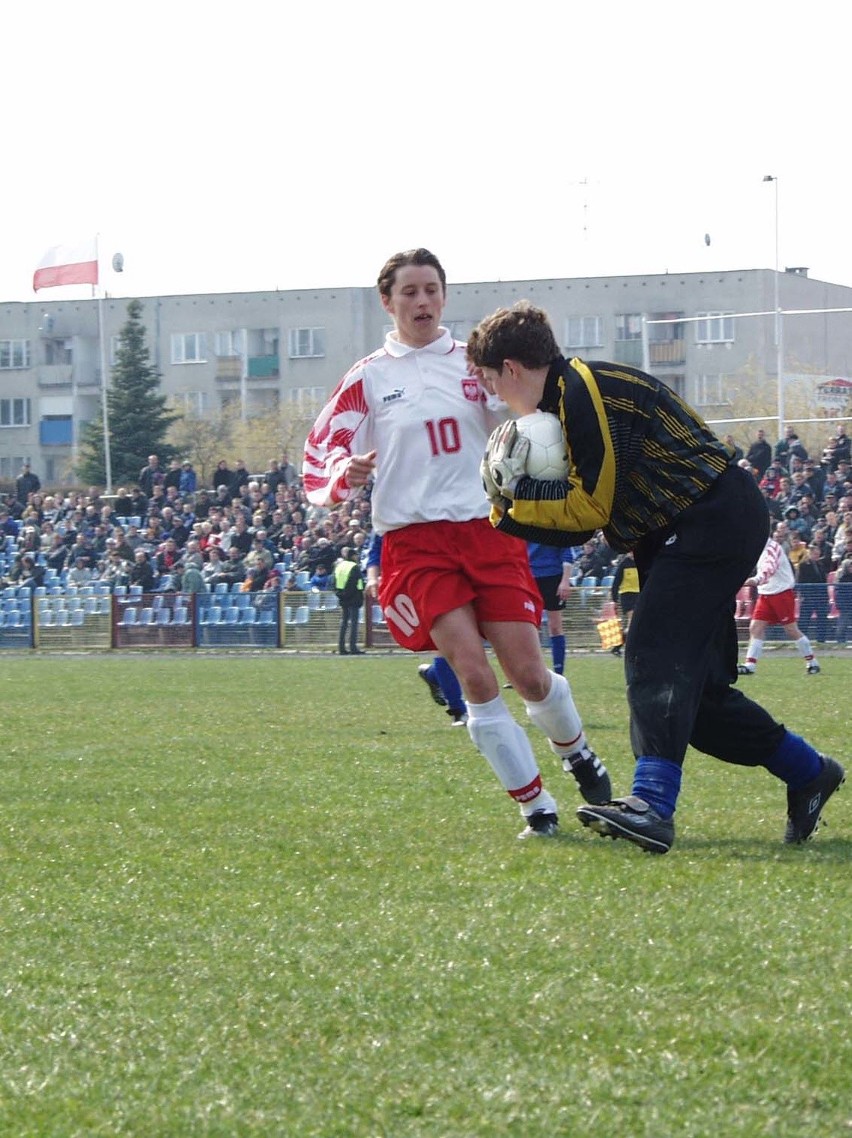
[79,299,178,487]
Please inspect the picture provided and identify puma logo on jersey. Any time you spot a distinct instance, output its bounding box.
[665,533,678,546]
[524,600,536,612]
[382,388,405,404]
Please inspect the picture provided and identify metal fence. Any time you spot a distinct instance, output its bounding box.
[1,583,849,652]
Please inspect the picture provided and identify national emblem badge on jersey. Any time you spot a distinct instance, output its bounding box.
[462,379,483,403]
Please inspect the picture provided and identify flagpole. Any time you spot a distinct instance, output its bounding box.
[97,281,113,493]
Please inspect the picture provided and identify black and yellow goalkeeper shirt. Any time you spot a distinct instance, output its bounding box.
[493,356,734,552]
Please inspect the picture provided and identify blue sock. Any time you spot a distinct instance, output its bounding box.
[550,634,566,675]
[763,730,822,789]
[632,756,682,819]
[433,656,464,710]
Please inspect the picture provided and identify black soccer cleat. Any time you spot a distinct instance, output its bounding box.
[577,796,674,854]
[518,810,559,839]
[784,755,845,843]
[737,663,755,675]
[417,664,447,706]
[563,747,612,804]
[806,662,821,675]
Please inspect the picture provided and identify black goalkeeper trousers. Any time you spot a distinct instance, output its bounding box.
[626,464,785,768]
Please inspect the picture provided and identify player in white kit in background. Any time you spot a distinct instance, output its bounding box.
[303,248,609,837]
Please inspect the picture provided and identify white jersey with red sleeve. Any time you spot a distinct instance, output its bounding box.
[303,328,503,534]
[752,538,796,594]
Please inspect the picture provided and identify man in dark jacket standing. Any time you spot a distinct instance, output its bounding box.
[334,547,365,655]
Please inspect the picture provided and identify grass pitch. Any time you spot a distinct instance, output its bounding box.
[0,652,849,1137]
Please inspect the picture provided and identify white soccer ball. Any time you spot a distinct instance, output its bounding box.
[515,412,569,479]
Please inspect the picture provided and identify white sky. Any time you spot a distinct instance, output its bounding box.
[3,0,851,304]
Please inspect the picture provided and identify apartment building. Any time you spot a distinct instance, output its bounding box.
[2,266,851,485]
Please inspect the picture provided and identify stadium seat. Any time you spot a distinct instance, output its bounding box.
[84,597,99,614]
[122,608,138,626]
[239,607,257,625]
[295,571,310,589]
[173,606,190,626]
[214,582,229,596]
[71,608,85,626]
[284,605,294,624]
[295,605,310,624]
[57,610,72,626]
[307,590,322,610]
[128,585,143,598]
[41,609,56,627]
[225,607,240,625]
[140,608,155,625]
[113,585,127,598]
[156,608,171,625]
[371,604,385,625]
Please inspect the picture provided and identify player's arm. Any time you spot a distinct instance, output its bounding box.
[303,366,374,505]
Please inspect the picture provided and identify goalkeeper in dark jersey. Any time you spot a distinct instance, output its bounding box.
[467,301,844,854]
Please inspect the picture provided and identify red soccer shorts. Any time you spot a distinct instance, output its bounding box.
[752,588,797,626]
[378,518,542,652]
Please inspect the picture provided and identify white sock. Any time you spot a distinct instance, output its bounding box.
[466,695,558,816]
[523,671,586,762]
[794,635,815,660]
[745,638,763,665]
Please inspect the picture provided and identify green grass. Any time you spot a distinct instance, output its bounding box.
[0,652,849,1137]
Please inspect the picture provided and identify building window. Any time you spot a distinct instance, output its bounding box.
[565,316,603,350]
[285,386,326,406]
[171,332,207,364]
[0,456,27,478]
[615,314,643,341]
[0,398,31,427]
[215,330,244,358]
[175,391,209,416]
[288,328,325,359]
[695,374,726,405]
[0,340,31,369]
[695,313,734,344]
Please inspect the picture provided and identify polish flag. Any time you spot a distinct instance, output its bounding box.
[33,239,99,292]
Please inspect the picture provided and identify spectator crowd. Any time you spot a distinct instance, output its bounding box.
[2,420,851,645]
[1,453,374,602]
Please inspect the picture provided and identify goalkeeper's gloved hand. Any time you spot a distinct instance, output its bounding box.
[481,420,529,502]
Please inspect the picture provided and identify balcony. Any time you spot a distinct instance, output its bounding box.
[248,354,280,379]
[613,341,643,367]
[215,358,242,382]
[37,364,73,388]
[649,340,686,366]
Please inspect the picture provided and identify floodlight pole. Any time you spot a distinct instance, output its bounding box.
[763,175,783,434]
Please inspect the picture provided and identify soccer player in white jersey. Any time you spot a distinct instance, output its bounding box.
[737,536,821,675]
[304,248,609,838]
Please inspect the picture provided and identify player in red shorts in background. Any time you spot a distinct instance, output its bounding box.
[737,536,820,675]
[303,248,609,838]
